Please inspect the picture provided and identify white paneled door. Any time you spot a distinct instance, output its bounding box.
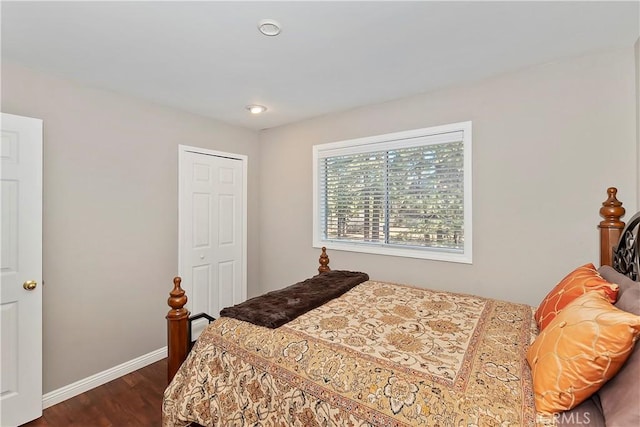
[1,113,43,426]
[179,146,246,339]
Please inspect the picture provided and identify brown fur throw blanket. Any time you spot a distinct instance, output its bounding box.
[219,270,369,328]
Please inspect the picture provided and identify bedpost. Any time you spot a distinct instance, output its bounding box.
[167,277,190,383]
[599,187,625,267]
[318,246,331,273]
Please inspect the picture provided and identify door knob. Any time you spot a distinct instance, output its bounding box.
[23,280,37,291]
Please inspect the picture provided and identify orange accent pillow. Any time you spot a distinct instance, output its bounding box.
[534,263,618,330]
[527,291,640,414]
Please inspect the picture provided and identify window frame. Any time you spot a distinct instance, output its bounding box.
[312,121,472,263]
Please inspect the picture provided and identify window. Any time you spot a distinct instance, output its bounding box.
[313,121,472,263]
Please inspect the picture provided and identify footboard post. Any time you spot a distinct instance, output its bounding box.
[167,277,190,383]
[318,246,331,274]
[599,187,625,267]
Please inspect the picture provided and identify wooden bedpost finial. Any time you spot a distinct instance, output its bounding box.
[167,277,188,317]
[599,187,626,268]
[167,277,190,383]
[318,247,330,274]
[599,187,625,228]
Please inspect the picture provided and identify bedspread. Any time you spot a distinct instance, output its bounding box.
[162,280,541,426]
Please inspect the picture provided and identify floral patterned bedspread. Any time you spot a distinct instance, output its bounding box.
[162,280,540,426]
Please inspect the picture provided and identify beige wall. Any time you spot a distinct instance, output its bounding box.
[258,48,637,307]
[1,61,261,393]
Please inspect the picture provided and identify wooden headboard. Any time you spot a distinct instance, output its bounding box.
[598,186,640,280]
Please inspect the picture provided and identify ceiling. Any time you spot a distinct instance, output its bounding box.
[2,1,639,131]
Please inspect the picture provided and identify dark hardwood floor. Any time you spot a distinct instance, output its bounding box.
[22,358,168,427]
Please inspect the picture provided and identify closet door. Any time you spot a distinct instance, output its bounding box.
[178,146,247,338]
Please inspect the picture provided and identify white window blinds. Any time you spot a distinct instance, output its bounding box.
[313,122,472,263]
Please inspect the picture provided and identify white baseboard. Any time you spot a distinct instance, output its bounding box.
[42,346,167,409]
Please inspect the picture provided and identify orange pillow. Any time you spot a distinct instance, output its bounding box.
[534,263,618,330]
[527,291,640,414]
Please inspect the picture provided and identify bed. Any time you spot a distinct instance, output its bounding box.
[162,187,640,427]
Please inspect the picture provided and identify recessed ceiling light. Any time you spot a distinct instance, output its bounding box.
[258,19,281,37]
[246,104,267,114]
